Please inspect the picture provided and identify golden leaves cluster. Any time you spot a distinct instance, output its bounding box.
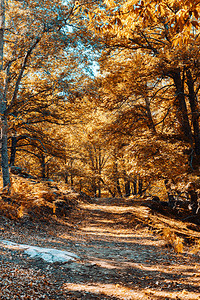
[87,0,200,47]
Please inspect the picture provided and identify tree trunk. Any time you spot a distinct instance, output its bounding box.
[123,170,130,197]
[65,172,69,184]
[97,150,102,198]
[79,179,82,192]
[113,157,122,197]
[0,0,4,69]
[186,69,200,155]
[69,158,74,186]
[144,96,156,133]
[124,179,131,197]
[91,179,97,197]
[46,163,50,180]
[172,71,193,143]
[97,181,101,198]
[186,182,198,214]
[133,176,137,195]
[100,178,116,197]
[70,173,74,186]
[0,0,10,189]
[138,176,143,195]
[41,154,46,179]
[1,116,10,188]
[164,179,176,208]
[9,135,17,166]
[116,177,122,197]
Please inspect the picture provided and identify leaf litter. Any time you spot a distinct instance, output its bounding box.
[0,197,200,299]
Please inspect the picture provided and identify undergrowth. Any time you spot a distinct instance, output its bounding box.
[1,175,200,255]
[0,175,78,221]
[162,227,184,253]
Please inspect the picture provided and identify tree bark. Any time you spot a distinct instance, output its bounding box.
[0,0,10,188]
[70,174,74,186]
[98,149,102,198]
[123,170,130,197]
[100,178,116,198]
[65,172,69,184]
[138,176,143,195]
[41,153,46,179]
[97,180,101,198]
[91,178,97,197]
[0,0,4,69]
[124,179,131,197]
[172,70,193,143]
[186,69,200,155]
[79,179,82,192]
[113,154,122,197]
[70,158,74,186]
[144,96,156,133]
[164,179,176,208]
[1,116,10,187]
[133,175,137,195]
[9,134,17,166]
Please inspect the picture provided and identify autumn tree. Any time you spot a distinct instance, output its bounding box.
[0,0,67,187]
[0,0,9,188]
[59,93,111,196]
[84,0,200,182]
[0,0,103,189]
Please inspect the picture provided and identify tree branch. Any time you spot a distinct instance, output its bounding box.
[6,37,41,114]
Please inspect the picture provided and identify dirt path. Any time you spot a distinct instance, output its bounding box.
[0,197,200,299]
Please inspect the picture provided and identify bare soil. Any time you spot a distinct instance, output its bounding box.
[0,197,200,299]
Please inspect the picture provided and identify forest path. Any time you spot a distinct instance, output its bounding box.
[0,197,200,299]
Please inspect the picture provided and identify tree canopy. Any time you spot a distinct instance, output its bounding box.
[0,0,200,200]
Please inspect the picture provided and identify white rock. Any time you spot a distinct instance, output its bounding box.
[0,239,79,263]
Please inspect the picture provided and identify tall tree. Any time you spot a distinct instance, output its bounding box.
[0,0,10,188]
[87,0,200,176]
[0,0,96,188]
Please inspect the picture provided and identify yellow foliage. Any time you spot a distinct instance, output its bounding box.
[89,0,200,46]
[162,228,184,253]
[190,239,200,254]
[1,176,57,219]
[17,205,25,218]
[0,174,80,220]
